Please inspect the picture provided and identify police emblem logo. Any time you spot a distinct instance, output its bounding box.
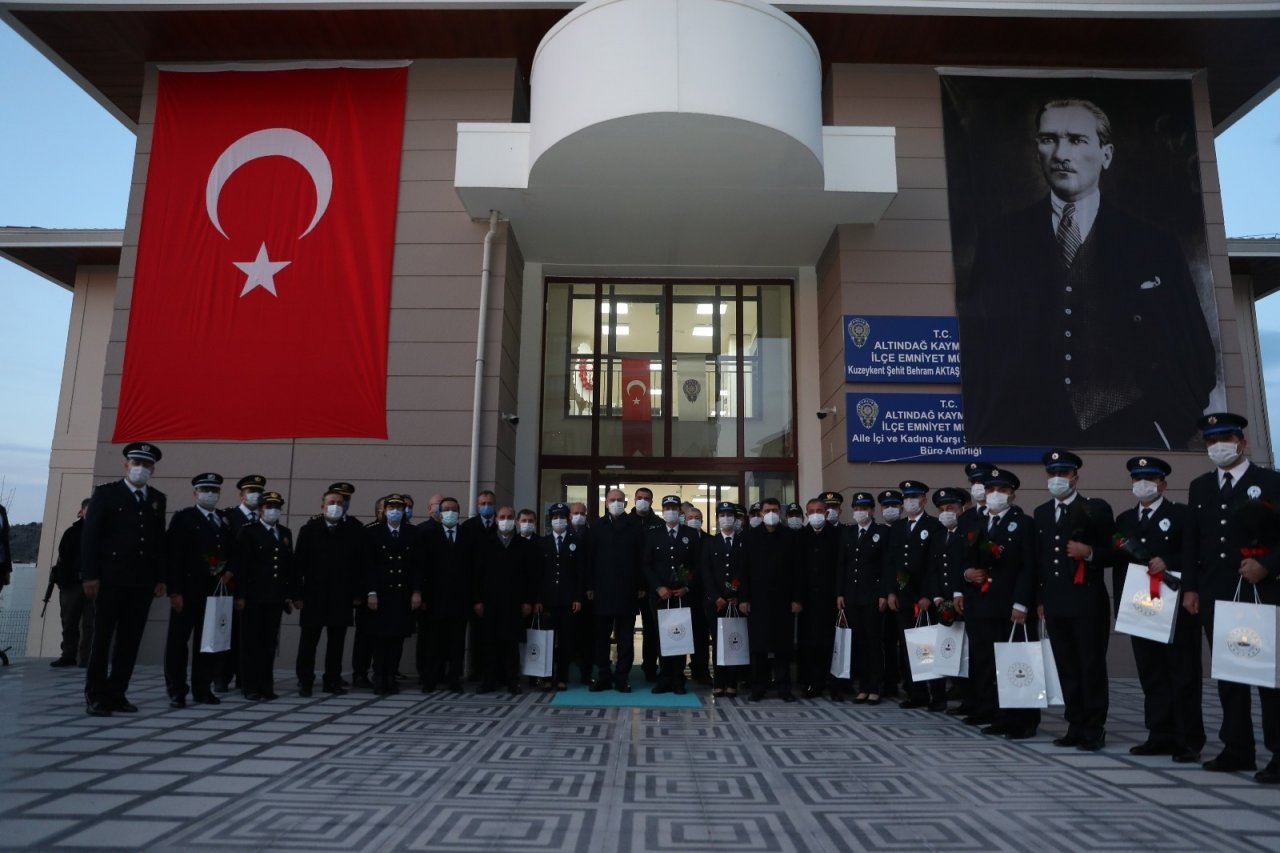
[939,636,958,659]
[1227,627,1263,658]
[1130,591,1165,617]
[856,398,879,429]
[919,529,929,541]
[528,644,539,659]
[217,614,229,630]
[848,317,871,348]
[1248,485,1263,499]
[913,643,935,664]
[668,624,684,638]
[1158,517,1171,532]
[682,378,702,403]
[1007,663,1036,687]
[1208,415,1219,425]
[728,632,742,649]
[1008,522,1018,532]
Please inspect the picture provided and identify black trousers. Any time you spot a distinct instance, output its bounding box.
[1204,598,1280,759]
[966,617,1042,733]
[352,606,374,679]
[163,594,216,699]
[419,608,468,687]
[574,599,595,681]
[882,610,901,692]
[468,612,488,680]
[84,585,153,705]
[212,602,241,688]
[373,635,405,690]
[482,635,519,688]
[297,624,348,688]
[689,599,711,678]
[593,612,635,685]
[799,609,836,692]
[639,600,659,675]
[240,601,282,697]
[751,648,793,695]
[895,607,946,704]
[542,606,576,684]
[849,601,884,695]
[707,604,748,689]
[1046,601,1111,740]
[1131,606,1205,751]
[59,585,94,665]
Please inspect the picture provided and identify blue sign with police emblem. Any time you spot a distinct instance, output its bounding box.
[844,315,961,383]
[846,392,1046,463]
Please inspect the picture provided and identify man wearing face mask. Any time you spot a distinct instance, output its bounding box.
[785,503,805,531]
[962,462,994,523]
[962,469,1039,738]
[1031,449,1115,751]
[930,487,971,715]
[1114,457,1204,763]
[823,491,845,528]
[214,474,266,694]
[836,492,888,704]
[679,502,713,686]
[231,491,293,701]
[462,490,499,680]
[516,509,539,541]
[741,497,800,702]
[883,481,947,711]
[747,502,764,531]
[629,487,664,682]
[642,496,698,695]
[293,487,366,697]
[585,488,645,692]
[363,495,425,695]
[420,496,475,693]
[534,503,583,691]
[797,497,841,699]
[701,501,749,697]
[161,473,231,708]
[734,504,747,535]
[568,501,595,685]
[877,489,905,697]
[81,443,168,716]
[1185,413,1280,782]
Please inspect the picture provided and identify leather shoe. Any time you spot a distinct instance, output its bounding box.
[1254,761,1280,784]
[945,706,970,717]
[50,657,77,668]
[86,701,112,717]
[589,681,612,693]
[298,685,313,698]
[169,696,186,709]
[981,724,1010,736]
[114,699,138,713]
[1005,728,1037,740]
[352,674,373,690]
[447,680,464,694]
[212,679,230,693]
[652,683,672,695]
[963,715,993,727]
[244,692,264,701]
[1172,749,1201,764]
[263,692,278,701]
[616,682,632,694]
[899,699,927,709]
[1053,734,1082,748]
[804,685,821,699]
[1204,753,1257,772]
[508,684,523,695]
[192,694,221,705]
[928,701,948,712]
[1077,738,1105,752]
[323,684,347,695]
[780,692,798,703]
[1129,740,1176,756]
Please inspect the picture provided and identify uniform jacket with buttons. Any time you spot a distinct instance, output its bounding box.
[165,506,231,599]
[81,480,167,588]
[643,523,698,599]
[232,520,293,605]
[363,522,426,637]
[1113,497,1187,614]
[1184,462,1280,604]
[700,530,748,610]
[930,520,974,601]
[1032,494,1115,618]
[837,522,889,607]
[473,532,536,640]
[963,505,1035,618]
[535,529,582,609]
[881,512,944,601]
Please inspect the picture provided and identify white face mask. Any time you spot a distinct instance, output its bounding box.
[939,510,958,529]
[385,509,403,524]
[262,507,281,524]
[749,516,763,528]
[127,465,151,487]
[571,513,587,528]
[244,491,262,508]
[718,515,735,531]
[1208,441,1241,468]
[518,522,536,537]
[852,510,871,526]
[826,508,840,523]
[882,507,901,523]
[686,518,702,531]
[441,510,459,528]
[1047,476,1073,499]
[787,517,804,530]
[608,500,626,517]
[635,499,651,513]
[903,498,922,515]
[324,504,344,521]
[551,518,569,534]
[807,513,826,528]
[662,510,680,524]
[497,518,516,534]
[196,491,219,510]
[1132,479,1160,502]
[762,511,781,527]
[970,483,986,503]
[985,492,1010,513]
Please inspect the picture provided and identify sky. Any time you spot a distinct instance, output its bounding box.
[1,22,1280,524]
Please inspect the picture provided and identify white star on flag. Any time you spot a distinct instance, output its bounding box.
[234,243,291,297]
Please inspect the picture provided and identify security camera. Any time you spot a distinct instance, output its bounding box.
[816,406,837,420]
[501,412,520,426]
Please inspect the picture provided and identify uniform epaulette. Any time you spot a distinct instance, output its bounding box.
[365,520,380,528]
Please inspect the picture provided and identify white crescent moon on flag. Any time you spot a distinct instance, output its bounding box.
[206,128,332,240]
[626,379,647,400]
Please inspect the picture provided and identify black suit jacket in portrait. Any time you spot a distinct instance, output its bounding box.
[958,196,1215,449]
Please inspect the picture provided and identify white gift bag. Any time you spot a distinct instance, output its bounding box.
[1114,563,1180,644]
[716,605,751,667]
[200,582,233,653]
[521,617,555,678]
[933,621,967,678]
[957,630,970,679]
[830,610,852,679]
[658,601,695,656]
[994,624,1049,709]
[1041,623,1065,707]
[904,613,944,683]
[1212,581,1280,689]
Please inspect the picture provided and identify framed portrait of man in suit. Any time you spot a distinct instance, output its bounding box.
[942,74,1225,450]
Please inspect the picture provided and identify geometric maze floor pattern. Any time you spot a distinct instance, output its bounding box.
[1,662,1279,851]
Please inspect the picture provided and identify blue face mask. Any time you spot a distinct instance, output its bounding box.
[478,504,496,519]
[385,509,403,524]
[441,510,459,527]
[404,507,414,520]
[342,498,351,512]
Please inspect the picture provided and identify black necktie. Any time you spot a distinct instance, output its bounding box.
[725,536,732,547]
[555,535,562,554]
[1140,507,1152,528]
[1221,472,1235,503]
[272,526,279,541]
[1057,201,1081,267]
[392,528,399,539]
[448,529,455,544]
[669,528,677,542]
[135,489,145,505]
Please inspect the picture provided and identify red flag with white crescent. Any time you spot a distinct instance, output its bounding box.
[621,357,652,457]
[113,66,408,440]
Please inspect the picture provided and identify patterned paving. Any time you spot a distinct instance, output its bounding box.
[0,662,1279,851]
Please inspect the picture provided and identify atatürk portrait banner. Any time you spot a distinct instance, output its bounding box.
[941,73,1224,451]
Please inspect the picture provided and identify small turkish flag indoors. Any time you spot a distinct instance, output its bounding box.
[113,66,408,441]
[621,357,653,457]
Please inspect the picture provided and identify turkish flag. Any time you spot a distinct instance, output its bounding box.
[621,357,653,457]
[113,66,408,441]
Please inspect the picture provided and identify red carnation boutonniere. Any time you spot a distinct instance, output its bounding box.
[205,553,228,576]
[1241,546,1269,559]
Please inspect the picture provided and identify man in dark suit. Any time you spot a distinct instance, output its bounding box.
[1184,412,1280,783]
[364,494,425,695]
[214,473,266,693]
[630,487,664,683]
[957,98,1215,449]
[963,468,1040,739]
[533,502,583,691]
[740,498,800,702]
[473,505,536,694]
[163,473,233,707]
[460,489,498,680]
[836,492,889,703]
[50,499,93,668]
[585,488,645,693]
[1032,450,1115,751]
[1114,456,1204,762]
[701,501,749,697]
[81,442,168,716]
[420,496,475,692]
[232,491,293,701]
[797,497,841,699]
[643,495,698,695]
[883,481,947,711]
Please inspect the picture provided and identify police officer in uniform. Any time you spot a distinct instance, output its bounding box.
[962,462,994,523]
[644,495,698,695]
[884,481,947,711]
[822,490,845,528]
[534,503,582,690]
[836,492,888,703]
[798,497,840,699]
[1114,456,1204,762]
[215,473,266,693]
[877,489,905,697]
[701,501,748,697]
[364,494,425,695]
[1032,450,1115,751]
[163,472,232,707]
[232,491,293,701]
[931,487,971,713]
[81,442,168,716]
[1184,413,1280,782]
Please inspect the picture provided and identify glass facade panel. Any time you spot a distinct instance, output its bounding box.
[597,285,665,459]
[541,283,597,455]
[744,284,794,458]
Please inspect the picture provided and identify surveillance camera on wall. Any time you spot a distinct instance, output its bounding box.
[502,412,520,426]
[816,406,837,420]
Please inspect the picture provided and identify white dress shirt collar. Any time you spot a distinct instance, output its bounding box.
[1051,189,1101,244]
